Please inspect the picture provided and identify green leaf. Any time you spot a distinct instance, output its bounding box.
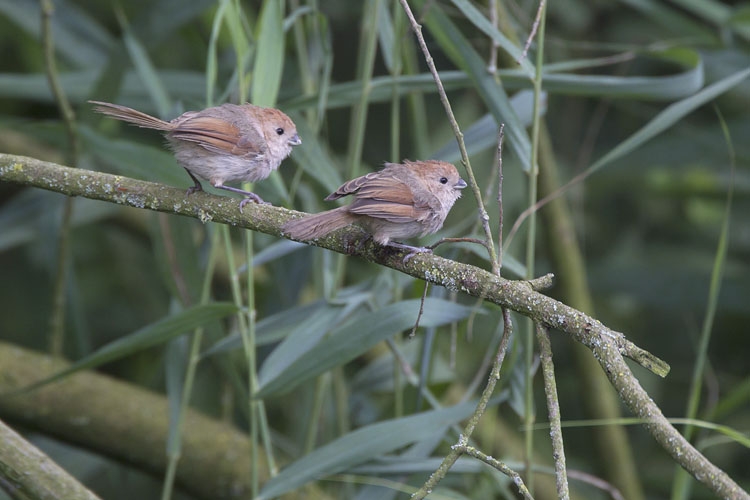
[0,0,112,68]
[416,0,533,169]
[449,0,534,76]
[257,401,480,499]
[203,299,332,356]
[349,340,457,393]
[252,0,285,107]
[165,336,188,455]
[257,305,348,388]
[375,0,396,73]
[117,8,171,117]
[281,49,704,111]
[81,125,188,187]
[432,90,544,163]
[8,302,237,394]
[255,299,478,397]
[130,0,217,45]
[287,111,343,192]
[588,67,750,175]
[0,191,117,252]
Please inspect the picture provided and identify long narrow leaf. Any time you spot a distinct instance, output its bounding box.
[449,0,534,76]
[0,0,112,68]
[257,401,480,499]
[255,299,478,397]
[0,49,702,106]
[252,0,285,107]
[118,9,171,117]
[257,305,347,387]
[588,68,750,174]
[417,1,532,169]
[671,111,736,500]
[7,302,237,394]
[287,110,343,192]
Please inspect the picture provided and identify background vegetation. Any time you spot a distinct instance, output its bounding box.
[0,0,748,499]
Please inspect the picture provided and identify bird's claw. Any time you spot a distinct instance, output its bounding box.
[402,247,431,263]
[239,194,267,213]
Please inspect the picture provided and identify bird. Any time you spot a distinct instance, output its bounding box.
[282,159,467,257]
[90,100,301,209]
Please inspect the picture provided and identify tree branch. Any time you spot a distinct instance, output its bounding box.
[0,153,668,376]
[0,340,336,500]
[0,415,100,500]
[2,153,747,499]
[0,340,262,500]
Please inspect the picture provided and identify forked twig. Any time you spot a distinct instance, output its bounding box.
[411,308,517,499]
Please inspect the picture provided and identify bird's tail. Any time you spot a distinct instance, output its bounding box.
[89,101,171,130]
[282,207,357,241]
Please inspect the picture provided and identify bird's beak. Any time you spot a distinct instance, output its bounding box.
[289,134,302,146]
[456,178,468,189]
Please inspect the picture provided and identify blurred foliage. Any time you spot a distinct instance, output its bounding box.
[0,0,749,499]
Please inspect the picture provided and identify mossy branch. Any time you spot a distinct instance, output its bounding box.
[0,414,100,500]
[0,341,264,500]
[0,341,335,500]
[0,153,667,376]
[1,153,748,499]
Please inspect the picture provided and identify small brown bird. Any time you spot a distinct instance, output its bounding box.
[282,160,467,256]
[90,100,301,208]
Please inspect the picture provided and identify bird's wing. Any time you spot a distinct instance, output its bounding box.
[170,116,265,158]
[345,175,434,224]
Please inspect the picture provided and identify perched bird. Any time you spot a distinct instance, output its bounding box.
[283,160,467,256]
[90,100,301,208]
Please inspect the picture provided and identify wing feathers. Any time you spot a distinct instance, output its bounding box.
[171,116,263,157]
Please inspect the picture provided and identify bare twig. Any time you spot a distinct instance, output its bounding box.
[535,323,569,499]
[408,282,430,338]
[428,237,490,252]
[566,469,625,500]
[459,445,533,499]
[519,0,546,64]
[398,0,499,274]
[496,125,505,271]
[487,0,499,73]
[41,0,79,357]
[411,308,515,499]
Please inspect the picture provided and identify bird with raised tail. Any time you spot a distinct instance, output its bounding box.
[90,100,301,209]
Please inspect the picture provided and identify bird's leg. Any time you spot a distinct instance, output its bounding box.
[184,169,204,195]
[387,241,432,263]
[213,184,267,211]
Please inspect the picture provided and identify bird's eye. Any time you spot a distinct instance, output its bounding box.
[275,127,285,135]
[439,177,448,184]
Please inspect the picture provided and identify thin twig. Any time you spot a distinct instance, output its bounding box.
[523,2,548,487]
[408,282,430,338]
[518,0,546,64]
[505,167,588,252]
[428,237,490,252]
[398,0,499,274]
[487,0,499,73]
[535,323,569,499]
[566,469,625,500]
[459,445,534,500]
[496,124,505,271]
[40,0,79,357]
[411,308,515,499]
[462,316,502,400]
